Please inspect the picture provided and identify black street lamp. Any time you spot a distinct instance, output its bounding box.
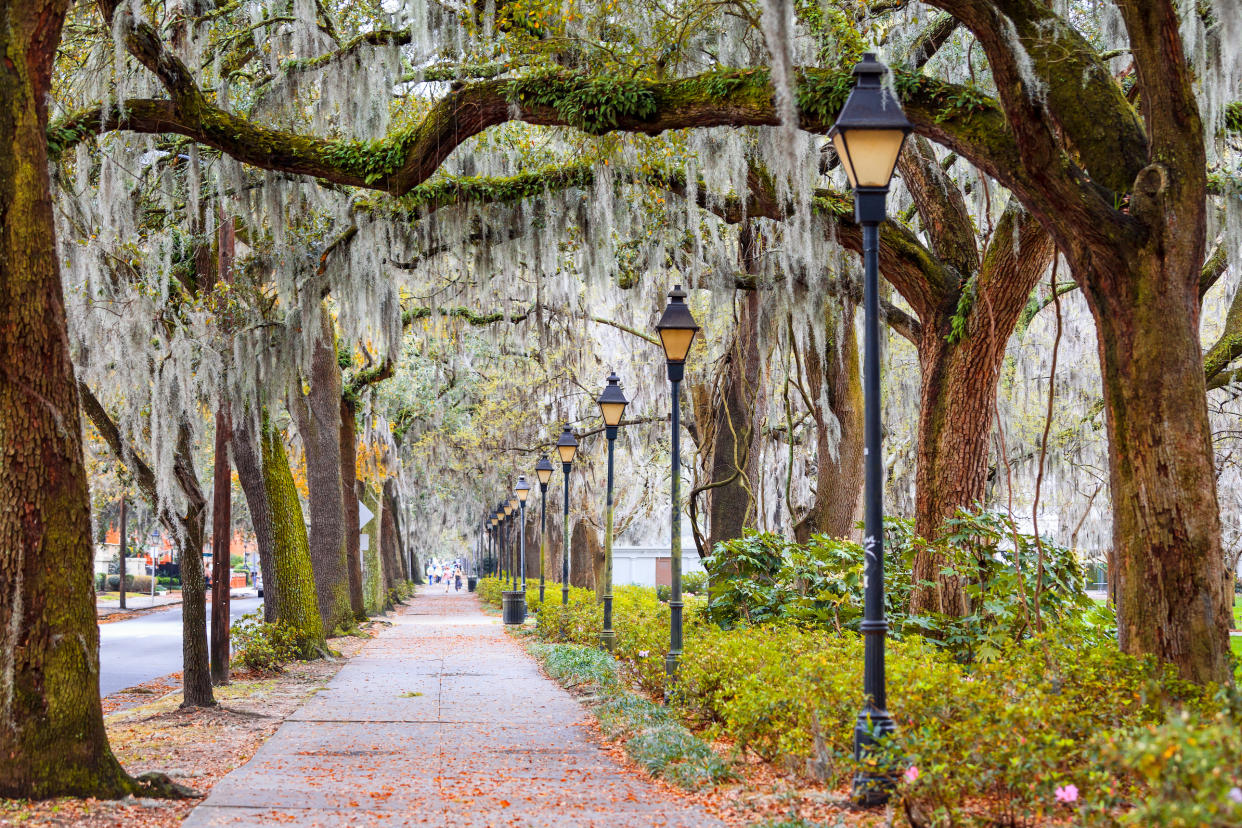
[491,511,500,577]
[535,455,554,604]
[515,476,531,598]
[597,372,629,651]
[508,496,520,590]
[556,424,579,605]
[829,51,911,807]
[654,285,699,684]
[501,498,512,589]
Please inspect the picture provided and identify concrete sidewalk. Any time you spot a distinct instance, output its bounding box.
[183,586,721,827]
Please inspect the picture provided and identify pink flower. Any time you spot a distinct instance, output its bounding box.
[1055,784,1079,804]
[1229,787,1242,804]
[903,766,919,784]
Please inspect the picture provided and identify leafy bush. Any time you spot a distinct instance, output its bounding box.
[1092,707,1242,828]
[703,510,1092,663]
[534,584,602,643]
[682,570,707,595]
[655,584,671,602]
[104,573,154,593]
[898,509,1095,661]
[230,611,301,671]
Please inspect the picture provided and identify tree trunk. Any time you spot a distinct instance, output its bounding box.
[118,496,128,610]
[290,311,351,634]
[794,300,864,542]
[232,416,279,623]
[175,426,215,708]
[339,397,366,619]
[210,408,232,684]
[361,484,385,612]
[380,478,402,604]
[705,291,764,552]
[260,422,326,652]
[907,327,998,617]
[0,2,135,795]
[570,518,603,591]
[1085,249,1232,684]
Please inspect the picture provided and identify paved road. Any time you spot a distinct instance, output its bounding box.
[99,597,263,696]
[183,587,722,827]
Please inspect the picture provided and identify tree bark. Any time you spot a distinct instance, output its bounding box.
[1084,245,1232,684]
[0,1,134,795]
[380,478,402,604]
[210,408,232,684]
[793,300,864,542]
[705,291,764,551]
[570,518,604,591]
[260,422,326,652]
[118,496,128,609]
[290,310,352,634]
[175,420,214,708]
[340,397,366,619]
[232,417,279,623]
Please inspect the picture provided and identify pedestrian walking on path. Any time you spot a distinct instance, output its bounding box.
[183,585,721,827]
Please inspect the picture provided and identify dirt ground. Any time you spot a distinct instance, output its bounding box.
[0,625,376,828]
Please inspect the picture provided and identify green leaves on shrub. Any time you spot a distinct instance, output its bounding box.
[703,508,1095,663]
[230,610,302,671]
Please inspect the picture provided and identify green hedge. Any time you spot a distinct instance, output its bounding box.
[513,580,1237,824]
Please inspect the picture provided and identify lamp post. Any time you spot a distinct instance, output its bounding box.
[829,51,911,807]
[556,425,579,605]
[501,500,512,583]
[507,497,519,590]
[535,456,554,604]
[597,372,629,651]
[490,512,499,577]
[515,477,531,597]
[654,285,699,685]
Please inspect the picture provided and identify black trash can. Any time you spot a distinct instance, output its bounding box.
[502,590,527,625]
[467,577,477,592]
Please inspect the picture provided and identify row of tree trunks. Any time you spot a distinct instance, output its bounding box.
[0,0,134,795]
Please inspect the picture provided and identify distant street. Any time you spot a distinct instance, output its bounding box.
[98,597,263,696]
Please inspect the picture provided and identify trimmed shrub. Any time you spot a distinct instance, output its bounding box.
[105,573,154,593]
[230,611,302,671]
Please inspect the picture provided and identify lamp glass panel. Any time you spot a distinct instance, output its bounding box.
[659,327,696,362]
[536,467,553,485]
[600,401,627,426]
[557,443,577,464]
[516,487,530,502]
[836,129,904,188]
[509,498,518,511]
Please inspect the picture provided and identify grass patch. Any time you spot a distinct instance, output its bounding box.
[528,642,731,790]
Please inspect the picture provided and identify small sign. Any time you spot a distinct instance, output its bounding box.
[360,535,370,551]
[358,500,375,528]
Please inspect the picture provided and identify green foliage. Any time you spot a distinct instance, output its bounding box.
[681,570,707,595]
[104,574,154,593]
[230,611,302,672]
[1096,707,1242,827]
[505,70,658,133]
[946,274,978,344]
[899,509,1096,662]
[701,528,911,633]
[703,511,1093,664]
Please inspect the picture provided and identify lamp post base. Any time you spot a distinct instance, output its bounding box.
[851,706,897,806]
[599,630,615,651]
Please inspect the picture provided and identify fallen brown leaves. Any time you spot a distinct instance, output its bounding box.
[0,626,376,828]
